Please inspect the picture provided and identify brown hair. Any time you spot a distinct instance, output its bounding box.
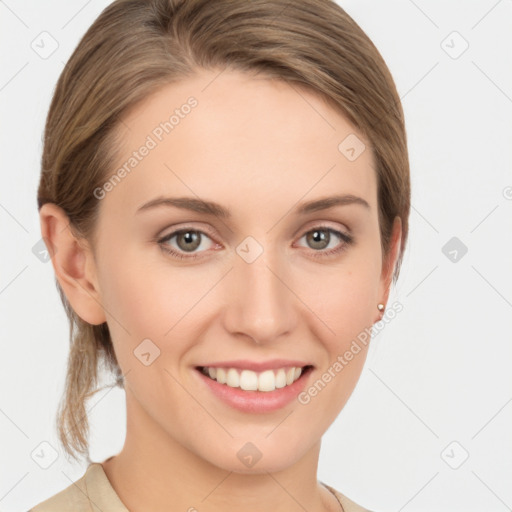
[37,0,410,463]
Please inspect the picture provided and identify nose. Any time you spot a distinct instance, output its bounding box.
[222,245,297,345]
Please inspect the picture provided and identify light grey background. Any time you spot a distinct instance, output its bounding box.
[1,1,511,511]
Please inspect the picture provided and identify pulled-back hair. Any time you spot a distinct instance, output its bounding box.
[37,0,410,463]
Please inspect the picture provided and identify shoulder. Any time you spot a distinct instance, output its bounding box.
[27,466,92,512]
[322,482,375,512]
[28,462,127,512]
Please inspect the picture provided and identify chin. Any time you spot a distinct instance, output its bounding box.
[197,437,312,475]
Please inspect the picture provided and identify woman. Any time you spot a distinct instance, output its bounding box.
[30,0,410,510]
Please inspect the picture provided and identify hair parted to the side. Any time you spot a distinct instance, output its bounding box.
[37,0,411,463]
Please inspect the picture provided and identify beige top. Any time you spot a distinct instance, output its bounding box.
[28,461,372,512]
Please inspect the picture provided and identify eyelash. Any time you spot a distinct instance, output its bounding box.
[157,225,354,261]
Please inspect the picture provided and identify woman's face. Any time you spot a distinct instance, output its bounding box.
[89,68,398,473]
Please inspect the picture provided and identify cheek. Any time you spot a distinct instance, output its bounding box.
[98,248,210,356]
[300,265,378,345]
[96,247,166,347]
[303,273,375,415]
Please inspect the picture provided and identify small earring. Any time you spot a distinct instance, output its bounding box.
[377,303,385,311]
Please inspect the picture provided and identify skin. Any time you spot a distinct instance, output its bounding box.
[40,68,401,512]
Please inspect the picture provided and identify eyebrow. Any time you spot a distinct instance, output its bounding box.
[136,194,370,218]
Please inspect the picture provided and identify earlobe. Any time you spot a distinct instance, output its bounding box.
[39,203,106,325]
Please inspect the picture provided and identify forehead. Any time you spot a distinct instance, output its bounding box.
[103,68,377,218]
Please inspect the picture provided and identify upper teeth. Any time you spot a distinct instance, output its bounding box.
[201,366,304,392]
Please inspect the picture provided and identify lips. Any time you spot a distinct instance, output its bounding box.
[194,363,314,413]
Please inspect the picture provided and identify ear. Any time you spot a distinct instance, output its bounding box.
[39,203,106,325]
[376,216,402,322]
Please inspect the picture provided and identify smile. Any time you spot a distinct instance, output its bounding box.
[198,365,313,392]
